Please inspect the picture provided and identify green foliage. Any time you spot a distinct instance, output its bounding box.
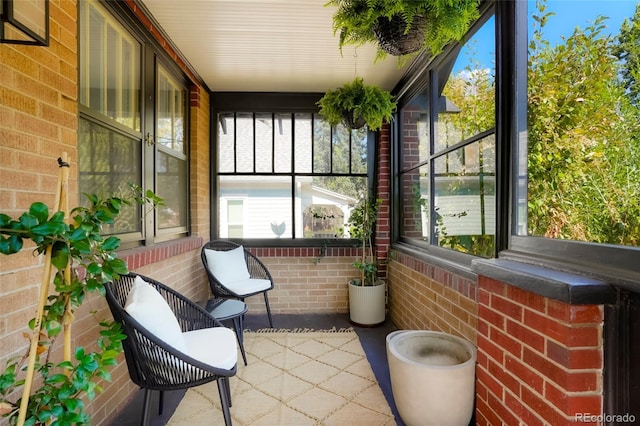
[0,183,161,425]
[527,2,640,244]
[327,0,480,60]
[347,196,381,286]
[613,3,640,106]
[317,77,396,131]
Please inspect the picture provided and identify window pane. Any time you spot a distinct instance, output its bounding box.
[157,151,187,229]
[294,113,312,173]
[351,127,369,174]
[400,88,430,171]
[78,118,141,235]
[524,1,640,245]
[332,124,350,174]
[438,16,495,153]
[274,114,292,173]
[236,113,254,173]
[434,135,495,257]
[297,176,365,238]
[256,113,274,173]
[219,175,293,238]
[80,0,140,131]
[400,164,429,242]
[218,113,235,173]
[157,67,185,154]
[313,116,331,173]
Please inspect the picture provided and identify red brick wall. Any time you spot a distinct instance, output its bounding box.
[476,276,604,426]
[388,257,605,425]
[375,124,391,280]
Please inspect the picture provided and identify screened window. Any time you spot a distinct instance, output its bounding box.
[216,113,368,239]
[398,14,496,258]
[78,0,189,244]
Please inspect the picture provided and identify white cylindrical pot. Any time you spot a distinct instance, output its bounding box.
[386,330,477,426]
[348,280,386,326]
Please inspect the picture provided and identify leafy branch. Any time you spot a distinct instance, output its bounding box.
[0,184,162,425]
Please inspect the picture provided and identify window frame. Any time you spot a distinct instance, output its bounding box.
[211,92,374,247]
[391,0,640,288]
[393,3,498,267]
[78,0,191,248]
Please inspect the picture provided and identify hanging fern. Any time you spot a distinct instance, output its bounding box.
[317,77,396,131]
[327,0,480,60]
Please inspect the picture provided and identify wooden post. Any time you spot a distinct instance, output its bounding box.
[17,153,71,426]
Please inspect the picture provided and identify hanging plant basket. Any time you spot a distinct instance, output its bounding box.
[328,0,480,60]
[373,14,427,57]
[342,110,367,129]
[317,77,396,131]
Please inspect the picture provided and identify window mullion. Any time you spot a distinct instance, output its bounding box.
[429,69,438,246]
[253,113,257,173]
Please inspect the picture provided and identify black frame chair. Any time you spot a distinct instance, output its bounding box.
[201,240,274,328]
[105,273,237,425]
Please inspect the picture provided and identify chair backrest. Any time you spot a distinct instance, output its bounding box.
[104,273,228,390]
[201,240,274,298]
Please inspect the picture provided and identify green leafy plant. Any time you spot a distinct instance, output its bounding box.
[327,0,480,60]
[0,182,162,425]
[347,196,381,286]
[317,77,396,131]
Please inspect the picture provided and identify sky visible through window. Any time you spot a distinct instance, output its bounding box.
[453,1,637,75]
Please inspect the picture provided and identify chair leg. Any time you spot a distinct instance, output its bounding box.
[225,377,232,407]
[233,316,248,365]
[263,292,274,328]
[217,378,233,425]
[141,388,152,426]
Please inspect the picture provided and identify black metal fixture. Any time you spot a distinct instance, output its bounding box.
[1,0,49,46]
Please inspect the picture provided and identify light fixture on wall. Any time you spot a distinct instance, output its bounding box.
[1,0,49,46]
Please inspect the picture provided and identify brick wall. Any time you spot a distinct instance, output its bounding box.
[0,1,214,424]
[387,251,605,425]
[189,85,211,238]
[387,251,478,344]
[246,247,361,318]
[476,276,604,426]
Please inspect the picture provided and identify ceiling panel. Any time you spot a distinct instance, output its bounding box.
[141,0,410,92]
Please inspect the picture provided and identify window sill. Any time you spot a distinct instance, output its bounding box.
[119,236,204,270]
[471,258,616,305]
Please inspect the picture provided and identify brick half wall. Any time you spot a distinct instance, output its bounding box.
[245,246,362,316]
[387,251,605,425]
[476,276,604,426]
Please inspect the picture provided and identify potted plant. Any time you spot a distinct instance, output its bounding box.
[346,195,385,326]
[327,0,480,59]
[317,77,396,131]
[0,156,161,424]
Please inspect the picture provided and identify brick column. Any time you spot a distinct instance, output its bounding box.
[375,123,391,280]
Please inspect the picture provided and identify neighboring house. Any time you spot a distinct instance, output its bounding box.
[219,176,356,239]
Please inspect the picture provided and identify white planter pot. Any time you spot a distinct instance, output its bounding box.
[386,330,477,426]
[348,279,386,326]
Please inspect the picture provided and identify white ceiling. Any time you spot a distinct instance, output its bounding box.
[140,0,410,93]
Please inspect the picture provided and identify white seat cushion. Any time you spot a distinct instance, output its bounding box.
[204,246,250,285]
[124,276,187,353]
[223,278,271,296]
[182,327,237,370]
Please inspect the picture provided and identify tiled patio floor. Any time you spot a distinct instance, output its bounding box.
[111,313,405,425]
